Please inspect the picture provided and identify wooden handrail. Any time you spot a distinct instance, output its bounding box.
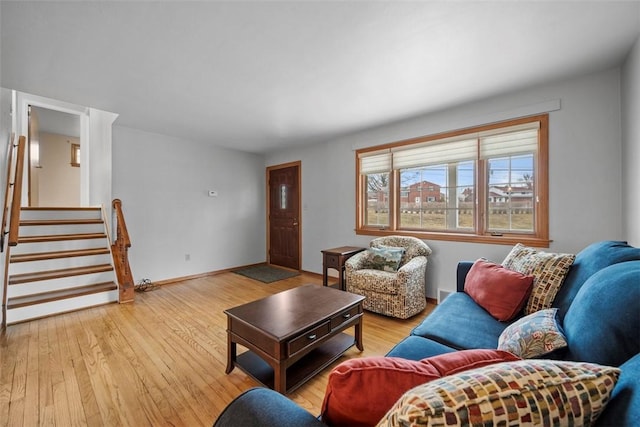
[8,136,26,247]
[3,134,24,329]
[111,199,134,303]
[112,199,131,248]
[1,134,16,251]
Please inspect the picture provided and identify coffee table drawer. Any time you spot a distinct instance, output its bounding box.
[288,321,331,356]
[331,304,362,330]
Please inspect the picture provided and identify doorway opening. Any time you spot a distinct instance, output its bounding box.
[28,106,81,207]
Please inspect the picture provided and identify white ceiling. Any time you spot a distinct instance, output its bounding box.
[1,1,639,153]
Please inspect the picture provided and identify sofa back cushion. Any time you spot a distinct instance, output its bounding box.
[553,241,640,320]
[595,353,640,427]
[562,260,640,367]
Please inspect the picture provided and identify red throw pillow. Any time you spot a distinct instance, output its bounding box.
[464,259,534,321]
[320,349,520,427]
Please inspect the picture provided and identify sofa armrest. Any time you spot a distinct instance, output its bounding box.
[456,261,474,292]
[213,388,325,427]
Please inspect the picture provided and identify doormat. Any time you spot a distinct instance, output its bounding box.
[232,265,300,283]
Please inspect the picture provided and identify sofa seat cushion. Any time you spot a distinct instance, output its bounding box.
[385,336,456,360]
[321,350,519,427]
[377,360,620,427]
[563,261,640,367]
[411,292,512,350]
[553,240,640,320]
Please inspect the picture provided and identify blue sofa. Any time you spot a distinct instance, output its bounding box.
[214,241,640,427]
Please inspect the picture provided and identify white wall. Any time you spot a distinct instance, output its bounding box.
[0,88,11,324]
[622,36,640,247]
[266,68,625,298]
[112,126,266,283]
[37,132,80,206]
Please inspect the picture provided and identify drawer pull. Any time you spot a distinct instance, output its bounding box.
[308,334,317,340]
[343,313,351,319]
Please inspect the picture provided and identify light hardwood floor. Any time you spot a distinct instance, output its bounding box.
[0,271,434,426]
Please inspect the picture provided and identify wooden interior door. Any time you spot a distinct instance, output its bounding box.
[267,162,300,270]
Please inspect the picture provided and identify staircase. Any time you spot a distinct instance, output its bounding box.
[4,206,119,325]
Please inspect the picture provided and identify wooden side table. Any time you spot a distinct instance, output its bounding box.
[322,246,366,290]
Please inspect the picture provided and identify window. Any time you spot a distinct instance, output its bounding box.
[71,143,80,167]
[356,115,549,247]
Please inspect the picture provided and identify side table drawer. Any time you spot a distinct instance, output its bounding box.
[288,321,331,357]
[325,254,340,268]
[330,304,362,330]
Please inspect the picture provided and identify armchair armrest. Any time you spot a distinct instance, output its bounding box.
[345,250,369,272]
[395,256,428,293]
[456,261,474,292]
[397,255,427,275]
[213,388,325,427]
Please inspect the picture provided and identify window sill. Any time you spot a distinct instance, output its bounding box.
[355,228,551,248]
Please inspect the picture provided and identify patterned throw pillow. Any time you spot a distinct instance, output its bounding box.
[362,246,405,272]
[498,308,568,358]
[377,360,620,427]
[502,243,575,314]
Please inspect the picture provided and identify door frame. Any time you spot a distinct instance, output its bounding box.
[266,161,302,270]
[14,90,118,217]
[17,92,90,207]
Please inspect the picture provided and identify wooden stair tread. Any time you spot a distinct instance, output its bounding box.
[20,219,104,226]
[18,233,107,243]
[10,248,111,263]
[21,207,101,211]
[9,264,114,285]
[7,282,118,309]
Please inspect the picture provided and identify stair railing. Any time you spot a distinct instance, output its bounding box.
[7,136,26,248]
[1,134,15,252]
[0,133,26,252]
[111,199,135,303]
[2,135,25,328]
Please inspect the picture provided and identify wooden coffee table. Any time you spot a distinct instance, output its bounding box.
[224,284,365,394]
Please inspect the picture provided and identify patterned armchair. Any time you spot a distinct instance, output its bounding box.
[345,236,432,319]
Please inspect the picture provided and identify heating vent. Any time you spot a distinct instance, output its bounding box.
[437,288,453,304]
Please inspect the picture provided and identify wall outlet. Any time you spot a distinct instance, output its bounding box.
[185,254,190,261]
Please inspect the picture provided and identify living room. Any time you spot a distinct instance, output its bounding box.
[1,1,639,426]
